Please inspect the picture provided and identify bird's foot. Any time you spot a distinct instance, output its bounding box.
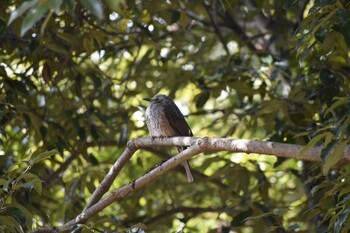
[151,135,167,141]
[159,159,168,165]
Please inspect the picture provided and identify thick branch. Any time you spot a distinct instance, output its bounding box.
[59,139,205,231]
[31,137,350,233]
[130,137,350,163]
[84,145,137,211]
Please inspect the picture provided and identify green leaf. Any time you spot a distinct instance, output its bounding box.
[336,9,350,49]
[283,0,299,9]
[6,164,20,173]
[20,3,50,36]
[232,81,255,96]
[8,0,39,25]
[17,172,39,182]
[104,0,127,12]
[231,208,253,226]
[44,41,69,54]
[16,173,42,194]
[88,153,99,165]
[298,132,330,157]
[80,0,104,20]
[0,216,24,233]
[65,0,76,15]
[0,126,7,139]
[47,0,62,12]
[195,90,210,109]
[334,208,349,233]
[320,139,337,162]
[32,149,59,164]
[30,178,42,194]
[0,178,8,186]
[323,139,349,175]
[0,93,6,101]
[324,97,348,117]
[7,207,26,225]
[0,216,24,232]
[23,113,32,128]
[170,10,181,24]
[6,79,29,95]
[10,203,33,230]
[39,125,47,138]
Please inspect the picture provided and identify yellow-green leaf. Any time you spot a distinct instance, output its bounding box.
[32,149,59,164]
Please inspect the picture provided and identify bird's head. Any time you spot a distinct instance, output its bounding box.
[143,94,170,104]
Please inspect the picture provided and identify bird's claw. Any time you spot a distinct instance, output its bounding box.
[151,135,167,141]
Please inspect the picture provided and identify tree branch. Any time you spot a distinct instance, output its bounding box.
[30,137,350,232]
[203,1,230,55]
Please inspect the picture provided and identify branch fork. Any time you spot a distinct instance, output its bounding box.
[30,137,350,232]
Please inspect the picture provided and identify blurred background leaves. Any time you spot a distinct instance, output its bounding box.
[1,0,350,232]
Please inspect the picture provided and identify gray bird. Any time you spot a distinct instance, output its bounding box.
[144,94,194,183]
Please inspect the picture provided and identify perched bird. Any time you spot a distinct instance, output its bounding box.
[144,94,194,183]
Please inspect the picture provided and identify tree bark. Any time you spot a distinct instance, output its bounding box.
[30,136,350,233]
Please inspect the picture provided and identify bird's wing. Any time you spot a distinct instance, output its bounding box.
[164,102,193,137]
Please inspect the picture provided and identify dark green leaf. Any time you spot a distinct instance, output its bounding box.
[8,0,39,25]
[231,209,253,226]
[80,0,104,20]
[21,3,50,36]
[283,0,299,9]
[323,139,348,174]
[320,139,337,162]
[7,207,26,225]
[6,79,29,95]
[23,114,31,127]
[0,127,7,139]
[170,10,180,24]
[195,90,210,109]
[78,127,86,140]
[91,126,100,141]
[10,203,33,230]
[39,125,47,138]
[88,153,99,165]
[65,0,76,15]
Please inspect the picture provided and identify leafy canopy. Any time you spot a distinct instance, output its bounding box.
[1,0,350,232]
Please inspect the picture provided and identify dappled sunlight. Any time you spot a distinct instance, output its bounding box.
[1,0,350,232]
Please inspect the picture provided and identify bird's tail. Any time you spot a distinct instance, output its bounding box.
[177,147,194,183]
[183,160,194,183]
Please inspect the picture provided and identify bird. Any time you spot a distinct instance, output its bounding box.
[144,94,194,183]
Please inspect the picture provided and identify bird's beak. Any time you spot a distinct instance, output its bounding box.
[143,97,152,102]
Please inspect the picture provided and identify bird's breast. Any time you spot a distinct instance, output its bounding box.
[146,105,176,137]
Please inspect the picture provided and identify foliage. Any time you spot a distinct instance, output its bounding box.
[1,0,350,232]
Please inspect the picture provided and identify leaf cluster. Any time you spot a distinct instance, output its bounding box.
[1,0,350,232]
